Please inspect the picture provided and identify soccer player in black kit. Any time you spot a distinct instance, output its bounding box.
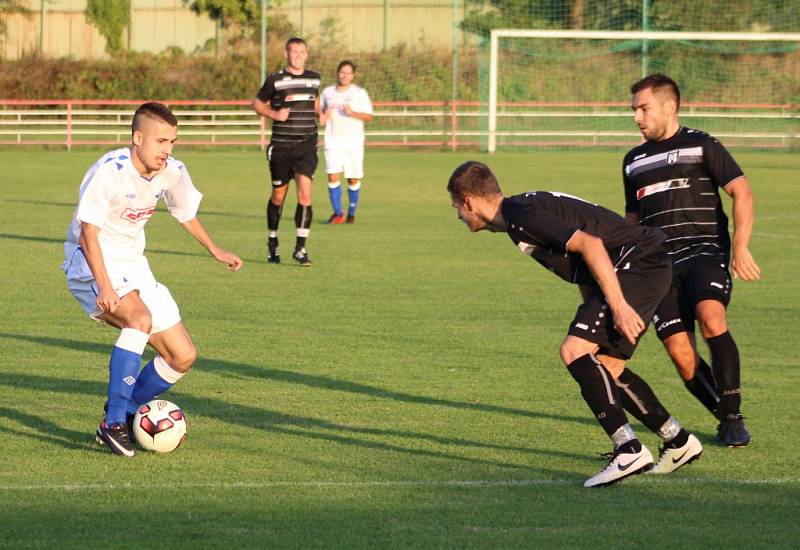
[623,74,760,446]
[252,37,322,266]
[448,161,702,487]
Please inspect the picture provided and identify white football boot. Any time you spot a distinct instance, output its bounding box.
[584,444,653,488]
[649,433,703,474]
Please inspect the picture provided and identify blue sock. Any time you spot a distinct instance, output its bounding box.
[328,182,343,216]
[128,356,185,415]
[106,328,149,426]
[347,182,361,216]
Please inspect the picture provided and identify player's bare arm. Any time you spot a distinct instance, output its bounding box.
[342,104,373,122]
[724,176,761,281]
[78,222,119,313]
[566,230,645,344]
[251,97,290,122]
[180,217,243,272]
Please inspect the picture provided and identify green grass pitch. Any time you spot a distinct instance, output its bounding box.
[0,148,798,548]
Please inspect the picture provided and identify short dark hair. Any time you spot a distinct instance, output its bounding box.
[132,102,177,133]
[447,161,502,202]
[285,37,307,50]
[337,60,356,73]
[631,73,681,110]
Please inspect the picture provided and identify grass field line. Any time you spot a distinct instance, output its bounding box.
[752,231,800,240]
[1,477,798,492]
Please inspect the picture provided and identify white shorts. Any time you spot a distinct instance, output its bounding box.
[324,148,364,180]
[63,245,181,334]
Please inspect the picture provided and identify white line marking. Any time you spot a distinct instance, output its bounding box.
[0,477,797,491]
[753,231,800,240]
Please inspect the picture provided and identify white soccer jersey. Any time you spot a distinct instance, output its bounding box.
[62,147,202,265]
[321,84,373,152]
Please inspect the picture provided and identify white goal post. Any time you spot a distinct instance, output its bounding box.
[488,29,800,152]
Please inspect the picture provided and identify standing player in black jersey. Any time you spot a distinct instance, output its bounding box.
[252,37,322,266]
[623,74,760,446]
[448,161,702,488]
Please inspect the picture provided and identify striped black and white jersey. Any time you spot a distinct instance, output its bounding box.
[256,68,320,144]
[502,191,666,286]
[623,127,744,272]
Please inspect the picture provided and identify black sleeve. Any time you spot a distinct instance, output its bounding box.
[703,135,744,189]
[255,74,276,103]
[517,201,579,252]
[622,154,638,214]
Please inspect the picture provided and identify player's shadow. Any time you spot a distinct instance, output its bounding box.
[0,370,585,477]
[0,232,210,260]
[0,332,596,428]
[0,406,105,453]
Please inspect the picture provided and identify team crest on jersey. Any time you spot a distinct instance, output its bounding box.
[667,150,679,164]
[120,206,156,223]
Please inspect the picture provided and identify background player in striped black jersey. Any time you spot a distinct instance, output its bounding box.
[448,161,702,487]
[252,37,322,266]
[623,74,760,447]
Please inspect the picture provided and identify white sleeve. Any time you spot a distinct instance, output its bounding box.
[164,164,203,223]
[76,163,116,228]
[358,88,373,115]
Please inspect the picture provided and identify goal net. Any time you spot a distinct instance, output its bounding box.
[484,29,800,152]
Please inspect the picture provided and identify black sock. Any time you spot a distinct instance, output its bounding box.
[684,357,722,420]
[267,200,283,232]
[567,354,629,437]
[295,204,312,250]
[615,368,671,434]
[706,331,741,416]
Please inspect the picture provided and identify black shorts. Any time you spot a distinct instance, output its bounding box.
[267,140,318,187]
[567,251,672,360]
[653,257,732,341]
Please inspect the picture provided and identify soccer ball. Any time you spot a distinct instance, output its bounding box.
[132,399,187,453]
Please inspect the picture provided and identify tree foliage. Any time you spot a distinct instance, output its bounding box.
[85,0,130,55]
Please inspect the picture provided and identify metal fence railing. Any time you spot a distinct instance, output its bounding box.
[1,99,797,150]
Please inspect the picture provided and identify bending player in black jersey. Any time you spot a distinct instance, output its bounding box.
[448,161,702,487]
[252,37,322,266]
[623,74,760,446]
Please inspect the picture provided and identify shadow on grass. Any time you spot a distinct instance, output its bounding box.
[0,406,104,453]
[0,370,584,477]
[0,233,216,260]
[1,332,596,427]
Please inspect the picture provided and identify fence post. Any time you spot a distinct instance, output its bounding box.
[67,101,73,151]
[450,100,457,151]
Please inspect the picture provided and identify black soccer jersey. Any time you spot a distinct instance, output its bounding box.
[623,127,744,271]
[256,68,321,144]
[502,191,666,285]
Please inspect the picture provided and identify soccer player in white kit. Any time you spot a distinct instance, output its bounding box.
[62,102,243,457]
[320,60,373,224]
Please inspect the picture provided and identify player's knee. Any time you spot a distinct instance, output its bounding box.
[698,317,727,338]
[172,344,197,373]
[560,339,589,366]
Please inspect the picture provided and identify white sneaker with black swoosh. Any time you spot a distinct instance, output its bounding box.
[584,444,653,488]
[650,433,703,474]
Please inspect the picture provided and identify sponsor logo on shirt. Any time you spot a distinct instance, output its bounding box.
[120,206,156,223]
[636,178,690,200]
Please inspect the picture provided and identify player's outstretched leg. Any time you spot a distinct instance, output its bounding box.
[613,367,703,474]
[293,204,313,266]
[347,181,361,223]
[565,353,654,487]
[326,180,345,224]
[95,328,149,457]
[707,331,750,446]
[267,200,283,264]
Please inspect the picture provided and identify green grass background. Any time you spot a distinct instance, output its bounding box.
[0,149,798,548]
